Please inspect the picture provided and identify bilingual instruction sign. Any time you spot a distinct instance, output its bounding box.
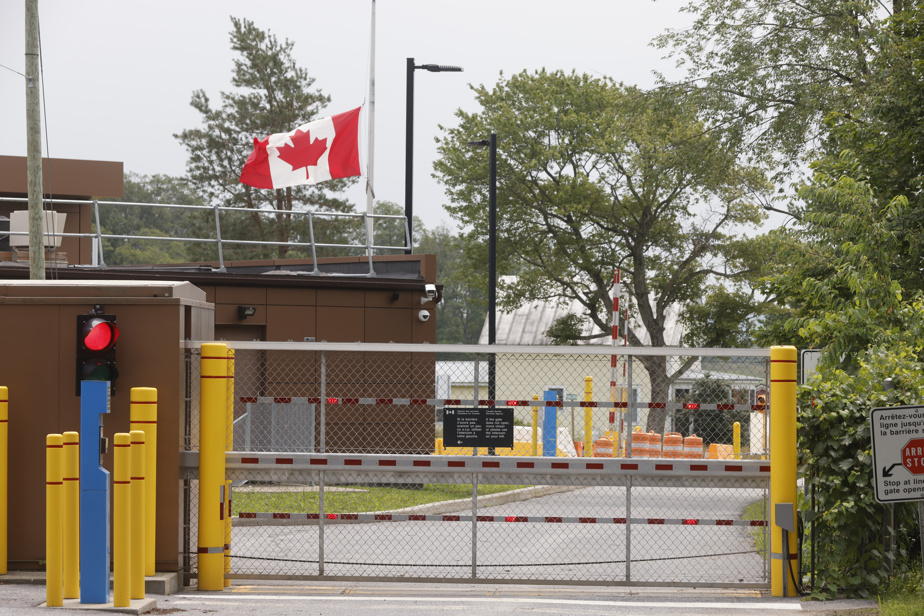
[870,405,924,503]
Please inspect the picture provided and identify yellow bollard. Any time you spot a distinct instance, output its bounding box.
[531,395,539,457]
[46,434,63,607]
[130,431,146,600]
[733,422,741,460]
[583,377,593,457]
[770,346,798,597]
[0,386,7,575]
[224,349,234,588]
[62,431,80,599]
[199,343,229,591]
[113,433,131,607]
[130,387,157,577]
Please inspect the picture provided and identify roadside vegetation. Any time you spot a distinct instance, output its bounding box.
[231,483,522,516]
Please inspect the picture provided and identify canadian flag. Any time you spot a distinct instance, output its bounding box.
[240,106,362,189]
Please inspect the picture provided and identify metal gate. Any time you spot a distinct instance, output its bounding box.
[181,342,771,587]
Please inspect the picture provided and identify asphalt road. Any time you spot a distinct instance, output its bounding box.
[225,484,768,585]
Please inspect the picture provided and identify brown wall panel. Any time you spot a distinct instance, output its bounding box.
[317,289,363,307]
[317,306,363,342]
[267,287,317,306]
[215,286,266,306]
[365,308,411,343]
[365,289,412,309]
[266,305,317,341]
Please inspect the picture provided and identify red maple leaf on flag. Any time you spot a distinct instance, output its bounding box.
[276,128,328,177]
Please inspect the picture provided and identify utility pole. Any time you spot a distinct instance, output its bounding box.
[26,0,46,279]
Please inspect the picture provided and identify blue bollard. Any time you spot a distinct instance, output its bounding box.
[542,390,558,457]
[79,380,111,604]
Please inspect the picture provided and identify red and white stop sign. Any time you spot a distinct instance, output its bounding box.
[902,438,924,475]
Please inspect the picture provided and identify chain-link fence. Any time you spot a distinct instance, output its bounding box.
[181,342,771,587]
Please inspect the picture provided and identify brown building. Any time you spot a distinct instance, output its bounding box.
[0,157,440,571]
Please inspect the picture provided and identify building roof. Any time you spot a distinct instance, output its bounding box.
[478,277,683,346]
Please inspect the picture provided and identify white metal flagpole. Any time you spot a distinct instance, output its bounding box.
[365,0,376,257]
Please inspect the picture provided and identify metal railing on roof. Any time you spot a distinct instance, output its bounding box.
[0,197,411,276]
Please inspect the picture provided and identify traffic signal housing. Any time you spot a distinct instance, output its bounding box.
[76,313,120,395]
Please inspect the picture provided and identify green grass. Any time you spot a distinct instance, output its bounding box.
[742,496,769,557]
[232,483,521,515]
[879,566,924,616]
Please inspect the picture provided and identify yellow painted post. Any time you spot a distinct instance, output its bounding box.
[130,387,157,577]
[113,433,131,607]
[770,345,798,597]
[0,386,7,575]
[583,377,593,457]
[224,349,234,588]
[46,434,63,607]
[199,343,229,591]
[130,431,145,600]
[733,422,741,460]
[531,395,539,457]
[62,431,80,599]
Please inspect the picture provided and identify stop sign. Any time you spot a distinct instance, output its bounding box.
[902,438,924,475]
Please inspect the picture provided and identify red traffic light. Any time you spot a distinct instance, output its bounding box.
[76,313,119,395]
[81,318,120,351]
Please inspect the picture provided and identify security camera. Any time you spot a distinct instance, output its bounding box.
[421,284,437,304]
[418,309,431,323]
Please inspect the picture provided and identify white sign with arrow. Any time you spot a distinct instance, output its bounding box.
[870,405,924,503]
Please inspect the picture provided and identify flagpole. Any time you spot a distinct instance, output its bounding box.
[365,0,375,258]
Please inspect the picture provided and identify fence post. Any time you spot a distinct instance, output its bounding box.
[198,343,228,591]
[531,395,539,457]
[733,422,741,460]
[46,434,63,607]
[770,345,798,597]
[130,387,157,577]
[62,431,80,599]
[0,386,7,575]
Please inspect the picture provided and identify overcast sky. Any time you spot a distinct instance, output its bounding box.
[1,0,692,232]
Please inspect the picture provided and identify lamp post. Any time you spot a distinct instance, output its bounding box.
[405,59,462,254]
[468,134,497,454]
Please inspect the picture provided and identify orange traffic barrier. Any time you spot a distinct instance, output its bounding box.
[629,430,649,457]
[648,431,663,458]
[708,443,735,460]
[593,436,614,458]
[662,432,683,459]
[683,434,704,459]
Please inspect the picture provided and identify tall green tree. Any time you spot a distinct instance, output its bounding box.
[416,224,487,346]
[655,0,897,187]
[175,17,358,262]
[95,172,199,266]
[434,69,771,431]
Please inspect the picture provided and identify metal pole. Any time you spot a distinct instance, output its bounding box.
[488,133,497,456]
[625,475,632,582]
[318,470,325,576]
[320,351,327,454]
[471,473,478,579]
[365,0,376,257]
[25,0,45,279]
[405,57,415,255]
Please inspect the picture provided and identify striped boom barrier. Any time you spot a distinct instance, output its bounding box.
[236,511,767,527]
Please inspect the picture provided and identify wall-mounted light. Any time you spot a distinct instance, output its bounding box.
[238,306,257,320]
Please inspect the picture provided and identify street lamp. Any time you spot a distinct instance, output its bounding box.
[405,58,463,254]
[468,134,497,454]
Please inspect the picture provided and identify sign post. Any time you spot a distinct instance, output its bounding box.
[870,405,924,579]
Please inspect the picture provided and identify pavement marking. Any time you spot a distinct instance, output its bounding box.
[173,594,801,610]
